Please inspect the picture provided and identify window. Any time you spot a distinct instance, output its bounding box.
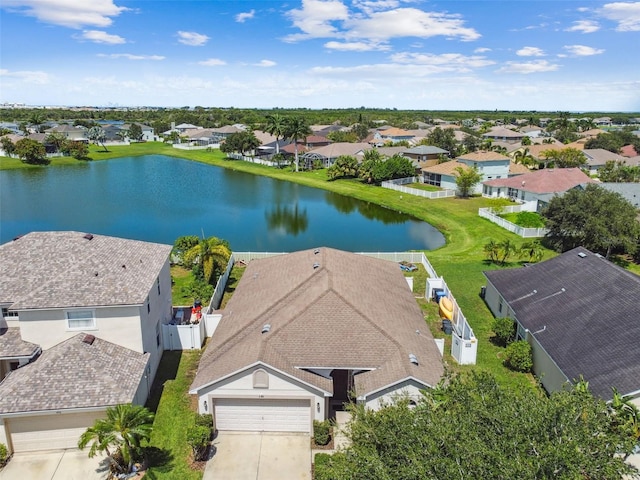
[66,310,95,330]
[498,299,503,313]
[1,307,18,318]
[253,369,269,389]
[156,322,161,348]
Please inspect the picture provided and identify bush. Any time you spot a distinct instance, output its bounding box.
[195,413,213,429]
[0,443,7,467]
[313,420,331,446]
[504,340,533,372]
[186,425,210,461]
[492,317,516,346]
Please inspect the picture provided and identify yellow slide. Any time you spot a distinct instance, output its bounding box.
[439,296,453,320]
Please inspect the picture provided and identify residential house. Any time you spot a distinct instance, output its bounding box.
[370,127,415,146]
[483,247,640,406]
[519,126,544,138]
[189,248,444,433]
[402,145,449,170]
[482,167,594,206]
[583,148,629,175]
[422,151,529,194]
[599,183,640,209]
[44,125,87,141]
[301,142,370,169]
[0,231,173,453]
[0,122,21,135]
[122,123,156,142]
[482,127,525,144]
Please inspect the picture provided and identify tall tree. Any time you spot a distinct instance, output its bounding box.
[87,126,108,151]
[540,147,586,168]
[15,138,48,164]
[45,132,66,153]
[264,113,286,154]
[543,184,640,258]
[454,165,482,197]
[78,404,154,474]
[183,236,231,286]
[284,116,312,172]
[425,127,457,156]
[0,136,16,158]
[317,372,637,479]
[220,131,261,156]
[128,123,143,142]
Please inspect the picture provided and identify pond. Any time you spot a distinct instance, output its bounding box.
[0,155,445,251]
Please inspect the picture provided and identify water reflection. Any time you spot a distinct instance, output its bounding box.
[265,203,309,236]
[324,192,407,224]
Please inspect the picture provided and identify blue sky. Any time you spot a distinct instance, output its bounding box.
[1,0,639,111]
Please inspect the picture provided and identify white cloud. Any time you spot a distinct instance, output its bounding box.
[198,58,227,66]
[497,60,560,74]
[566,20,600,33]
[1,0,128,29]
[0,68,50,84]
[563,44,605,56]
[254,60,277,67]
[76,30,126,44]
[324,40,390,51]
[345,8,481,42]
[600,2,640,31]
[284,1,480,43]
[474,47,491,53]
[391,52,495,69]
[236,9,255,23]
[97,53,164,60]
[177,31,209,46]
[516,46,545,57]
[284,0,349,42]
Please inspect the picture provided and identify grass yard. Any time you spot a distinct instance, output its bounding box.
[407,183,442,192]
[500,211,546,228]
[145,350,204,480]
[171,265,194,306]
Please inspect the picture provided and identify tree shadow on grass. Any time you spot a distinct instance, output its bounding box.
[609,254,631,269]
[141,446,174,478]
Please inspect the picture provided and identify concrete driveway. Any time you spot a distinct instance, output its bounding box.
[203,432,311,480]
[0,449,109,480]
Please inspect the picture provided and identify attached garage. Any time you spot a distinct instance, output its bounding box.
[5,411,104,452]
[213,398,311,433]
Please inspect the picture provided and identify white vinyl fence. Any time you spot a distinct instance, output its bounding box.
[478,206,548,238]
[382,177,456,199]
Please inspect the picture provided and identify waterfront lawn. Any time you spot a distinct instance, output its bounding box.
[171,265,194,306]
[408,183,441,192]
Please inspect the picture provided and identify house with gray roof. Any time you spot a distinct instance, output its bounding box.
[402,145,449,170]
[0,231,173,453]
[189,248,444,433]
[583,148,628,175]
[599,183,640,209]
[483,247,640,405]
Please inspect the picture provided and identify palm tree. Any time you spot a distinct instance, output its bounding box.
[284,116,311,172]
[518,241,544,263]
[513,148,535,168]
[87,126,108,152]
[45,132,66,154]
[183,236,231,286]
[484,240,500,264]
[264,113,286,155]
[498,239,517,265]
[78,404,154,474]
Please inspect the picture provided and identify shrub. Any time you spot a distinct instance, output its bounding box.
[0,443,7,467]
[492,317,516,346]
[186,425,210,461]
[195,413,213,429]
[313,420,331,446]
[504,340,533,372]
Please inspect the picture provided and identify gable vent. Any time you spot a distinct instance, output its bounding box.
[82,334,96,345]
[408,353,419,365]
[261,324,271,334]
[83,233,94,241]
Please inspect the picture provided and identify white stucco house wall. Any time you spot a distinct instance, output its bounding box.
[422,151,530,195]
[189,248,444,433]
[0,231,173,453]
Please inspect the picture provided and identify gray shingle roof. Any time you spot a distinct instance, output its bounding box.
[191,248,444,397]
[484,247,640,399]
[0,231,172,310]
[0,333,149,413]
[0,327,40,359]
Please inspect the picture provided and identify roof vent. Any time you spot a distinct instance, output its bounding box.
[83,233,94,240]
[313,262,320,269]
[409,353,419,365]
[261,324,271,334]
[577,252,587,258]
[82,334,95,345]
[314,248,320,255]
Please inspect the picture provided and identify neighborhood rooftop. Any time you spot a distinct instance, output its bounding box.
[0,231,172,310]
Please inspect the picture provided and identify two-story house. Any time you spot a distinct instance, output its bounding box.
[0,231,172,453]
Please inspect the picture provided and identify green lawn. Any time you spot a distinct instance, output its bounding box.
[171,265,194,306]
[145,350,203,480]
[407,183,442,192]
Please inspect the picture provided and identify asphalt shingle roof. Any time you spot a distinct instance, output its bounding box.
[0,231,172,310]
[483,167,593,193]
[0,334,149,413]
[191,248,444,397]
[484,247,640,399]
[0,327,39,359]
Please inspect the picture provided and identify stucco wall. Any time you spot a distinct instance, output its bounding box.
[526,331,570,394]
[195,364,327,422]
[364,379,427,411]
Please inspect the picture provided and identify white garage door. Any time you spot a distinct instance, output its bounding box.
[214,398,310,433]
[8,411,104,452]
